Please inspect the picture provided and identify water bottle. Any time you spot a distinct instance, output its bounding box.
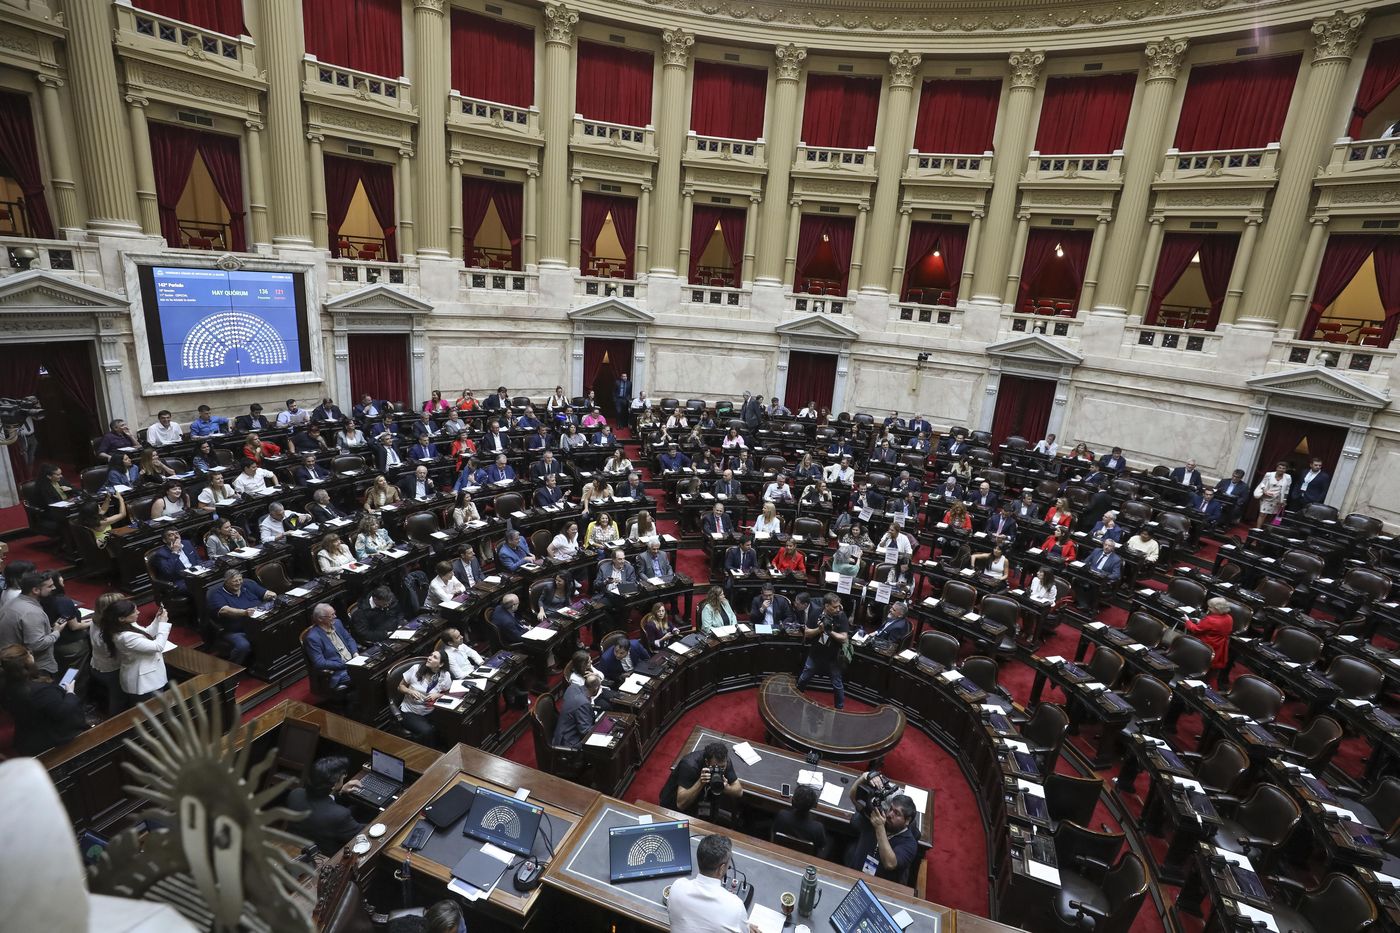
[798,864,822,917]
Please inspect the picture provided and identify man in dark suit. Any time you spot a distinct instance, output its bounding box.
[529,450,563,481]
[1099,447,1128,473]
[659,444,691,472]
[908,415,932,435]
[492,593,530,645]
[479,421,511,455]
[1293,458,1331,507]
[933,476,964,503]
[791,592,821,630]
[890,470,920,497]
[723,538,758,586]
[827,438,854,458]
[407,434,439,461]
[526,425,552,450]
[1191,487,1224,526]
[635,539,674,583]
[553,673,603,749]
[294,453,331,486]
[151,528,202,593]
[484,454,516,483]
[965,481,999,511]
[311,398,344,422]
[984,504,1018,546]
[308,489,348,524]
[451,544,485,589]
[702,503,733,537]
[943,434,969,458]
[597,636,651,682]
[534,474,566,508]
[233,404,272,435]
[613,373,631,427]
[850,483,884,514]
[349,587,403,644]
[397,465,435,500]
[483,386,511,411]
[594,549,639,592]
[291,424,330,454]
[713,469,743,499]
[749,584,793,627]
[352,395,387,422]
[287,756,364,855]
[740,391,763,430]
[620,473,650,503]
[1170,459,1203,489]
[870,600,912,644]
[1215,469,1250,523]
[1075,540,1123,610]
[372,434,403,473]
[304,603,360,689]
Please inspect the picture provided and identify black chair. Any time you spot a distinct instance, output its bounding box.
[1212,783,1301,874]
[1272,626,1323,664]
[1275,715,1343,772]
[1226,674,1284,725]
[1325,655,1385,701]
[1187,739,1251,796]
[959,655,1010,702]
[1338,776,1400,839]
[1167,633,1214,682]
[1023,702,1070,774]
[384,657,425,737]
[1123,612,1165,648]
[1085,645,1125,690]
[1119,674,1171,737]
[1044,773,1102,832]
[918,631,960,668]
[1052,851,1148,933]
[978,594,1019,655]
[1267,873,1377,933]
[1256,577,1295,609]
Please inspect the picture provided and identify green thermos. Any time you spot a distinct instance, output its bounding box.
[798,865,822,916]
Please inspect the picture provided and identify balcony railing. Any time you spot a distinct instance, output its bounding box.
[1022,151,1123,184]
[1125,323,1222,356]
[1303,315,1389,347]
[685,132,765,167]
[894,301,961,328]
[0,198,36,238]
[334,233,393,263]
[792,294,847,315]
[468,247,520,272]
[116,4,256,76]
[686,285,749,309]
[794,145,877,174]
[903,151,994,183]
[303,56,411,112]
[1156,144,1279,184]
[461,267,537,304]
[576,275,641,301]
[448,92,539,136]
[326,258,413,289]
[1149,304,1215,331]
[1001,310,1082,340]
[572,116,654,154]
[1270,337,1395,379]
[1322,137,1400,180]
[1,237,103,285]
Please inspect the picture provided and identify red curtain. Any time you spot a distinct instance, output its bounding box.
[990,376,1055,446]
[902,223,968,301]
[576,42,653,126]
[195,131,246,251]
[461,178,495,265]
[0,91,54,239]
[690,61,767,140]
[1018,229,1092,305]
[348,334,409,405]
[1351,37,1400,138]
[324,155,360,245]
[687,206,745,284]
[583,338,633,390]
[784,351,838,414]
[493,183,523,270]
[1172,55,1300,151]
[719,211,746,287]
[1033,73,1137,154]
[794,215,855,294]
[325,155,397,261]
[133,0,245,35]
[1197,235,1239,329]
[302,0,402,77]
[41,342,99,429]
[580,194,636,277]
[1372,238,1400,344]
[1300,235,1380,340]
[913,79,1002,153]
[449,10,534,107]
[1255,416,1345,484]
[609,198,638,278]
[800,74,882,149]
[148,123,199,247]
[1145,233,1204,324]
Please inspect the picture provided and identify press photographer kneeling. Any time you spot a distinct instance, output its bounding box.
[844,771,919,884]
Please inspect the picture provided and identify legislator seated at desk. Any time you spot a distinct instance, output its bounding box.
[397,466,437,501]
[492,594,531,646]
[286,754,366,855]
[554,673,605,750]
[749,585,793,627]
[497,531,540,573]
[259,502,311,544]
[594,549,639,593]
[304,603,360,690]
[350,586,404,644]
[150,528,201,594]
[635,539,674,583]
[661,740,743,817]
[530,450,565,481]
[206,569,274,664]
[597,634,650,683]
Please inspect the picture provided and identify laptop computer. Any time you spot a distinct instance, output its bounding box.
[608,819,692,883]
[462,786,545,857]
[829,880,903,933]
[350,749,406,807]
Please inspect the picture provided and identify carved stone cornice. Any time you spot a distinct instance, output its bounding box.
[1007,49,1045,89]
[775,44,807,82]
[662,29,695,67]
[543,3,579,46]
[1143,36,1187,82]
[888,50,921,89]
[1311,9,1365,64]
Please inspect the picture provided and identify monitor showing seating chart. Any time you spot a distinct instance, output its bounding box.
[829,880,903,933]
[462,786,545,857]
[608,820,693,883]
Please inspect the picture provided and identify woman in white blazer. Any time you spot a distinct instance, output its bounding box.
[1254,461,1293,529]
[101,598,171,703]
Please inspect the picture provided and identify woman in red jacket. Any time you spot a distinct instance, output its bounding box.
[1039,525,1077,562]
[1185,596,1234,684]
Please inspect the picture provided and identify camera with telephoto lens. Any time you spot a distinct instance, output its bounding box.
[0,396,42,428]
[856,771,900,813]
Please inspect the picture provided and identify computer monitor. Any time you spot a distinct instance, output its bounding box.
[829,880,903,933]
[463,786,545,857]
[371,749,405,783]
[608,820,693,883]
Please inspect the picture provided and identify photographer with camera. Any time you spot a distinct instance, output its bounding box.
[844,771,919,883]
[796,593,850,709]
[660,740,743,817]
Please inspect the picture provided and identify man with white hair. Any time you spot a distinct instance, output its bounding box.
[304,603,359,689]
[259,501,312,543]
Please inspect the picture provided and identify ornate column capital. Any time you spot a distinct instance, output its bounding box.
[244,119,264,132]
[661,29,694,68]
[749,193,763,205]
[681,186,695,198]
[1311,10,1366,63]
[640,182,653,193]
[888,51,922,89]
[775,44,807,82]
[1245,215,1264,226]
[899,205,913,216]
[36,74,64,89]
[398,146,415,159]
[412,0,446,13]
[124,93,149,109]
[570,172,583,185]
[448,156,463,168]
[1147,214,1166,225]
[788,197,802,208]
[543,3,579,47]
[1095,212,1113,225]
[526,166,541,178]
[1143,37,1188,82]
[1016,209,1032,222]
[1007,50,1045,90]
[1309,214,1331,227]
[306,131,325,144]
[971,209,986,220]
[857,201,871,213]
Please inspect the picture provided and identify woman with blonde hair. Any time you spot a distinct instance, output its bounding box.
[753,501,782,537]
[363,473,402,510]
[317,532,355,573]
[698,586,737,634]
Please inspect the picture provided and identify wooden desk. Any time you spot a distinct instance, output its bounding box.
[758,672,906,763]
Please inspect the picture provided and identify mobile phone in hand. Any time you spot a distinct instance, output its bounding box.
[60,668,79,689]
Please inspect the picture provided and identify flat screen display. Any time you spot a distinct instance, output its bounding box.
[829,880,903,933]
[137,265,312,382]
[462,786,545,857]
[607,819,693,883]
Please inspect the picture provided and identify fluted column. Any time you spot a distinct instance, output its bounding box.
[569,173,583,267]
[412,0,450,255]
[783,198,802,284]
[258,0,312,244]
[756,45,806,284]
[124,95,160,236]
[742,194,760,283]
[971,50,1044,305]
[1076,214,1112,312]
[676,187,696,279]
[1283,216,1332,329]
[397,147,416,258]
[523,168,539,267]
[448,157,464,260]
[960,210,983,300]
[244,120,270,247]
[1093,37,1187,316]
[1241,10,1366,331]
[1002,211,1032,307]
[861,51,920,293]
[649,29,694,275]
[636,184,651,274]
[35,76,80,231]
[847,202,870,292]
[539,3,578,267]
[67,0,141,232]
[307,132,328,249]
[1219,216,1262,323]
[889,206,913,293]
[1129,216,1166,318]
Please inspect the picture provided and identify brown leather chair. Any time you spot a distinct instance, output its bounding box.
[1276,715,1343,772]
[493,492,524,516]
[1266,873,1377,933]
[1052,848,1147,933]
[1044,773,1102,832]
[1211,783,1301,875]
[918,631,960,668]
[1124,612,1165,648]
[384,656,426,735]
[1271,626,1323,664]
[403,511,440,546]
[530,693,586,781]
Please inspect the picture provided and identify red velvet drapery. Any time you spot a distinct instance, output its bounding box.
[134,0,246,35]
[1173,55,1300,151]
[195,131,247,251]
[493,183,523,270]
[576,42,654,126]
[902,223,968,302]
[580,194,637,277]
[1374,239,1400,344]
[1145,233,1206,325]
[348,333,409,406]
[1033,73,1137,154]
[784,351,837,414]
[690,61,767,140]
[1350,37,1400,138]
[462,179,523,269]
[148,123,198,248]
[1255,416,1345,486]
[990,375,1055,446]
[302,0,403,77]
[688,205,745,284]
[800,74,882,149]
[583,338,633,392]
[449,10,534,106]
[609,198,638,278]
[1301,235,1380,340]
[719,211,745,286]
[43,342,99,424]
[324,155,397,261]
[913,79,1002,153]
[794,215,855,294]
[1196,235,1240,329]
[0,90,55,239]
[1018,229,1092,305]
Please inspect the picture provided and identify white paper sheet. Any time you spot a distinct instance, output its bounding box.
[749,904,785,933]
[902,785,929,815]
[585,733,613,747]
[820,782,844,806]
[732,742,762,766]
[797,769,824,788]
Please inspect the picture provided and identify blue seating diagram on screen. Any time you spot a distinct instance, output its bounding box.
[151,267,303,381]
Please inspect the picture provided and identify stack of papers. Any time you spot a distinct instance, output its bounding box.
[585,732,614,747]
[521,626,557,641]
[797,769,824,788]
[619,673,650,695]
[731,742,761,766]
[667,641,691,655]
[819,782,844,806]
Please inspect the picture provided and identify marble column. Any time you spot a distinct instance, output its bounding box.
[1283,216,1332,331]
[539,3,578,267]
[742,194,760,284]
[307,132,328,250]
[1001,212,1032,308]
[970,50,1044,306]
[1330,423,1368,509]
[636,184,651,275]
[756,45,807,284]
[1128,216,1166,318]
[861,51,920,293]
[1092,37,1187,317]
[1239,11,1366,331]
[847,203,870,293]
[35,76,80,231]
[397,147,416,258]
[244,120,270,248]
[1236,406,1269,475]
[1219,216,1261,323]
[676,187,695,281]
[448,157,464,261]
[1046,378,1071,437]
[978,371,1002,433]
[257,0,312,244]
[523,168,539,267]
[1076,214,1112,313]
[783,198,802,284]
[412,0,450,256]
[124,94,161,236]
[67,0,141,232]
[650,29,694,276]
[569,174,583,268]
[888,206,913,294]
[959,210,984,301]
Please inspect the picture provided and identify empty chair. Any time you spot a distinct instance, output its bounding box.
[1003,436,1028,451]
[1342,513,1385,538]
[1276,715,1343,773]
[492,492,523,516]
[1052,850,1147,933]
[1267,873,1377,933]
[1212,783,1301,874]
[1120,674,1172,736]
[1085,646,1125,690]
[940,580,978,616]
[1271,626,1323,665]
[1256,577,1295,609]
[792,516,824,541]
[403,511,441,546]
[1155,513,1192,544]
[1118,500,1152,527]
[969,431,993,448]
[1340,567,1392,603]
[1226,674,1284,724]
[660,398,680,413]
[959,655,1007,700]
[1337,776,1400,839]
[684,399,706,415]
[1325,655,1385,701]
[1189,739,1251,796]
[918,631,960,668]
[1167,634,1214,681]
[1035,478,1062,500]
[1110,478,1139,499]
[1124,612,1165,648]
[1023,702,1070,774]
[1153,577,1207,614]
[333,454,368,473]
[980,595,1021,654]
[1278,549,1326,584]
[1044,773,1103,832]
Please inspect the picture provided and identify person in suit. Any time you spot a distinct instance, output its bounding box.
[712,469,742,499]
[526,424,552,450]
[308,489,348,524]
[150,529,202,593]
[827,437,854,458]
[479,420,511,455]
[965,481,999,511]
[702,503,733,537]
[311,398,344,422]
[890,470,920,497]
[484,454,516,484]
[294,453,331,486]
[597,635,651,683]
[407,434,439,461]
[396,465,436,500]
[1170,459,1203,489]
[908,414,932,435]
[1215,469,1250,522]
[620,472,650,503]
[613,373,632,427]
[233,404,272,435]
[658,444,691,472]
[553,672,603,749]
[723,538,758,589]
[749,584,793,627]
[516,407,542,431]
[529,449,563,481]
[1076,540,1123,610]
[849,482,884,514]
[635,539,674,582]
[349,587,402,644]
[594,549,639,592]
[352,395,387,422]
[1293,457,1331,507]
[28,463,74,508]
[304,603,359,689]
[984,504,1018,547]
[1099,447,1128,473]
[534,474,566,508]
[483,386,511,411]
[1191,488,1224,526]
[372,434,403,473]
[286,756,364,855]
[492,593,530,645]
[497,530,538,573]
[933,475,964,504]
[869,600,912,644]
[451,544,485,589]
[944,434,970,458]
[740,391,763,430]
[290,424,329,454]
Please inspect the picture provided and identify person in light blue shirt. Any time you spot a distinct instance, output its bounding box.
[189,405,229,436]
[496,529,536,572]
